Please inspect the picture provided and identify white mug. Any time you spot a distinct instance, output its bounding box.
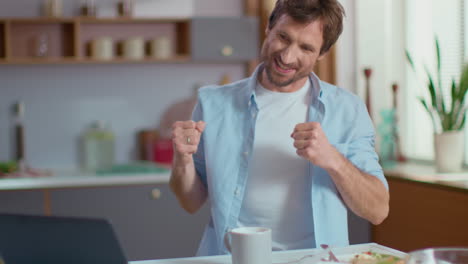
[224,227,272,264]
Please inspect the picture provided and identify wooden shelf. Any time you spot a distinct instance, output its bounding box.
[0,55,191,64]
[6,17,76,23]
[0,15,259,65]
[0,17,192,64]
[78,17,190,24]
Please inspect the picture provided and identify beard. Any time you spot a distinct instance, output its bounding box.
[261,51,310,88]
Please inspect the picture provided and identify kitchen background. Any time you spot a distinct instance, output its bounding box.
[1,0,467,262]
[0,0,248,169]
[0,0,356,170]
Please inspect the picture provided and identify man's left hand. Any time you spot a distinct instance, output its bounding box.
[291,122,343,170]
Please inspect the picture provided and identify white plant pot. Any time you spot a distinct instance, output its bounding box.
[434,130,465,173]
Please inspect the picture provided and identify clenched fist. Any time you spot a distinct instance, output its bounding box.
[171,120,206,163]
[291,122,342,170]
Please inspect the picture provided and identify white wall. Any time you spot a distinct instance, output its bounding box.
[355,0,406,152]
[336,0,357,93]
[0,0,245,169]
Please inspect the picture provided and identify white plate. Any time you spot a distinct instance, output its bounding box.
[273,243,407,264]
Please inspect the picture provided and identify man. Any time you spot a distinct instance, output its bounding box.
[170,0,389,256]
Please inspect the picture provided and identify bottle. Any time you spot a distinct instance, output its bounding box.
[80,0,97,17]
[117,0,133,17]
[82,121,115,172]
[43,0,63,17]
[13,101,25,163]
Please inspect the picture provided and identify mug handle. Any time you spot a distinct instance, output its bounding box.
[223,229,232,252]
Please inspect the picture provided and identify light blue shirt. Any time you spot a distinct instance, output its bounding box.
[192,65,388,256]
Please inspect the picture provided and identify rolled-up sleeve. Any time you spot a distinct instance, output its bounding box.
[347,100,388,190]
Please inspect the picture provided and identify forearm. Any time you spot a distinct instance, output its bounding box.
[170,156,207,214]
[326,155,389,225]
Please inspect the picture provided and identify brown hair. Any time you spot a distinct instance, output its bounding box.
[268,0,345,55]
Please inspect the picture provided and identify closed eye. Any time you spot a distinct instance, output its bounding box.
[278,32,290,42]
[301,45,315,53]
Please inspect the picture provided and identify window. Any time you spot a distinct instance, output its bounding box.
[404,0,467,163]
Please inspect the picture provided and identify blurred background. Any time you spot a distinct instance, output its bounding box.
[0,0,467,262]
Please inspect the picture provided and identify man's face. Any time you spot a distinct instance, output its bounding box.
[260,14,325,91]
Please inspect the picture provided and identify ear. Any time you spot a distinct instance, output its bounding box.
[265,24,270,36]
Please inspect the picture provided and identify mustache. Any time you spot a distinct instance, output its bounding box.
[273,55,298,70]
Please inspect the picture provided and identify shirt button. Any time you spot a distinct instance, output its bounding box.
[243,151,249,156]
[234,188,240,196]
[252,113,256,118]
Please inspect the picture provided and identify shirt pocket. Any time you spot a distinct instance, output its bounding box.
[332,143,349,157]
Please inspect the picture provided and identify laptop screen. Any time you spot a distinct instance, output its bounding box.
[0,214,128,264]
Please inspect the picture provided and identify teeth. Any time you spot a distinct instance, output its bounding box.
[276,59,292,71]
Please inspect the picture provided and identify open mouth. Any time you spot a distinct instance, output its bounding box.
[274,57,295,74]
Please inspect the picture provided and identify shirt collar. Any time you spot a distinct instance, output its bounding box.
[243,63,328,108]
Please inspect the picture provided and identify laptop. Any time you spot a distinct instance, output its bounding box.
[0,213,128,264]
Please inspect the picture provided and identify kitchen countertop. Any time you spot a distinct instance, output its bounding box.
[0,170,171,191]
[1,161,466,191]
[384,161,468,191]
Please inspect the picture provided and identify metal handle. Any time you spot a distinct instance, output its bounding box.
[151,188,162,199]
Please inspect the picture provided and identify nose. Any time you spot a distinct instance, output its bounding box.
[280,45,298,66]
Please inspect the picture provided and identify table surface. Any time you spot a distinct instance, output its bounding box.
[130,243,407,264]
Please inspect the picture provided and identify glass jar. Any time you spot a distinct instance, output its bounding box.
[81,121,115,172]
[34,34,49,57]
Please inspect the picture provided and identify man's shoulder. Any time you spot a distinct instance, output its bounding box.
[198,78,250,98]
[320,80,363,108]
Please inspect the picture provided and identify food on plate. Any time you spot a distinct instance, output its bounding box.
[351,251,405,264]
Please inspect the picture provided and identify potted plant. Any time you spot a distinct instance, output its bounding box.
[406,38,468,172]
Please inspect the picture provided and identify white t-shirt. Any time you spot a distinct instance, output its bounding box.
[237,79,315,251]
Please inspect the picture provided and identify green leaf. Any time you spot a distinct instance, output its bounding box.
[451,78,457,113]
[405,50,416,72]
[454,106,467,130]
[458,64,468,105]
[419,97,440,131]
[423,65,439,110]
[435,37,442,91]
[444,112,452,131]
[418,97,431,115]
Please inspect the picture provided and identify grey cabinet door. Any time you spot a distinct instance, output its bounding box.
[348,209,371,244]
[49,184,210,261]
[191,17,259,61]
[0,190,44,215]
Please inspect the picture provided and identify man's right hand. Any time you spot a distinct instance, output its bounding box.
[171,120,206,163]
[170,120,208,214]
